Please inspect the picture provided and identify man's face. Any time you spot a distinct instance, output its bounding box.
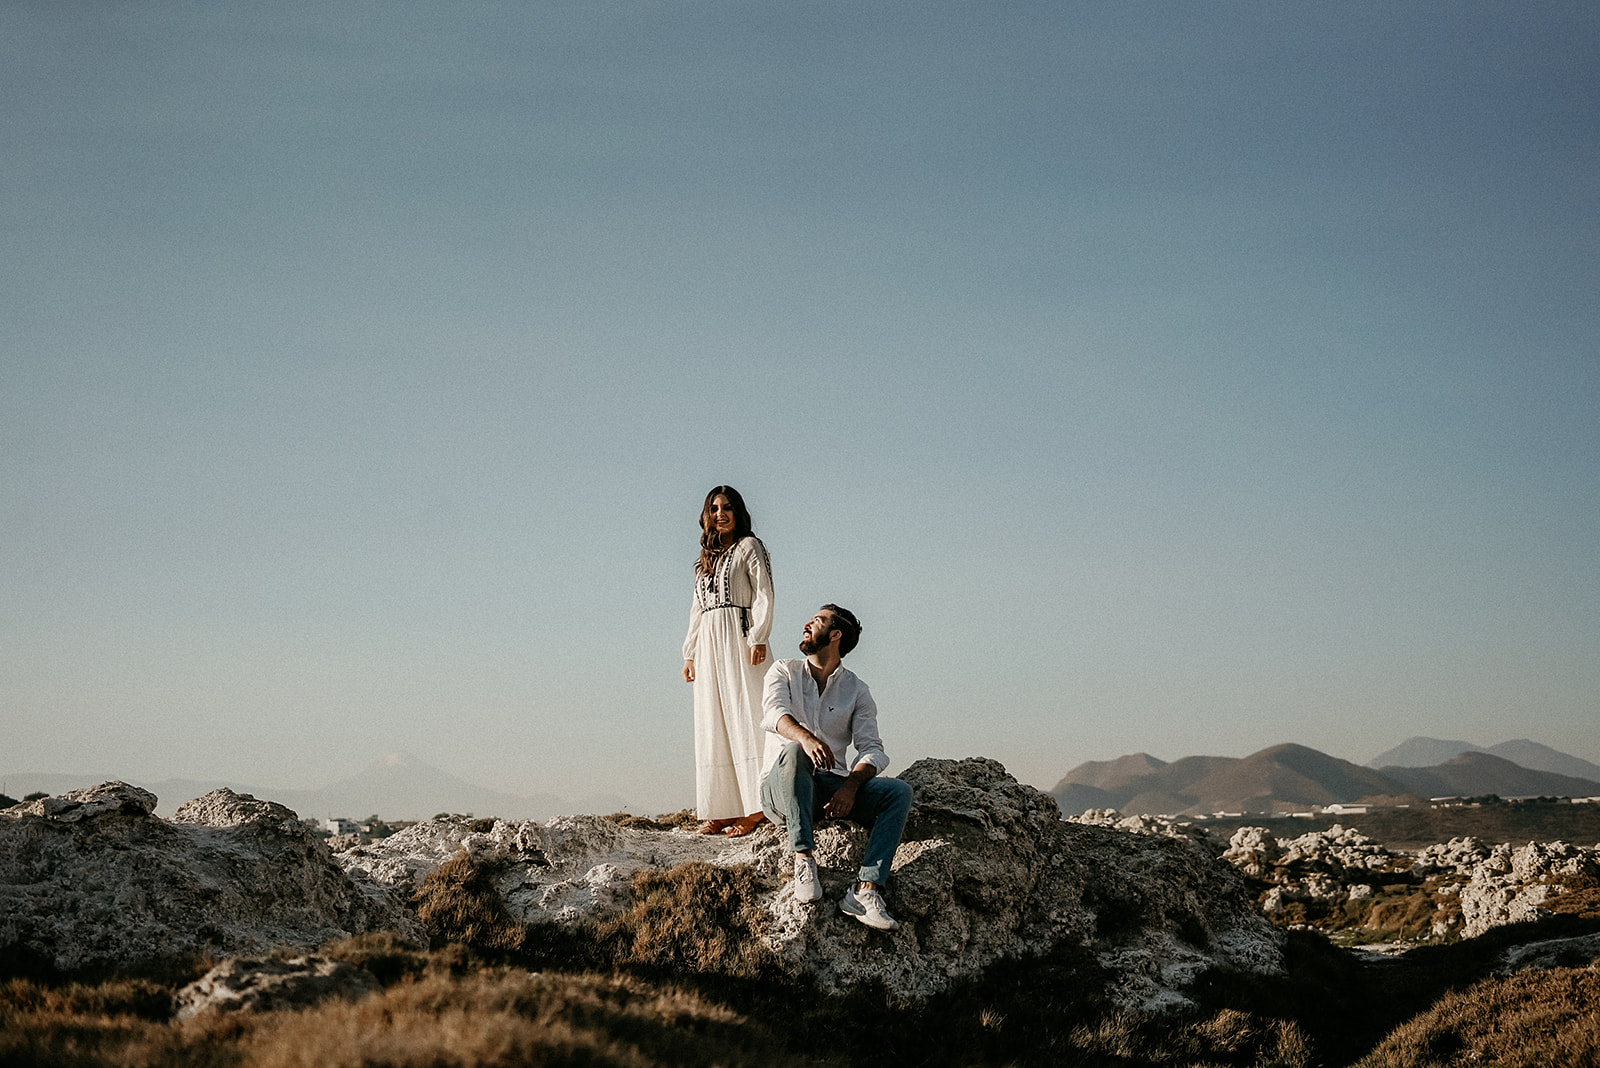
[798,610,837,656]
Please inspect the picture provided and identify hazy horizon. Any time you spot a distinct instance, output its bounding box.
[7,732,1598,819]
[5,3,1597,814]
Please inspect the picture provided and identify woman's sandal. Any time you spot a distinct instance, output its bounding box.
[722,812,767,837]
[696,818,736,835]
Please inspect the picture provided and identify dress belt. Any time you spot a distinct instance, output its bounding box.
[704,602,751,635]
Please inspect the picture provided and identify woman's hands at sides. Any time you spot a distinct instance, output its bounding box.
[684,645,766,682]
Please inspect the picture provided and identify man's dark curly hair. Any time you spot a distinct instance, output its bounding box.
[820,603,861,657]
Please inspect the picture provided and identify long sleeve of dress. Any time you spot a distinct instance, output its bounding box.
[744,537,774,649]
[682,589,704,661]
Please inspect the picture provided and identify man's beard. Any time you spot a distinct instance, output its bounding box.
[799,632,820,655]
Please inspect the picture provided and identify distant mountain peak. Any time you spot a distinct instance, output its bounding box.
[1366,737,1482,769]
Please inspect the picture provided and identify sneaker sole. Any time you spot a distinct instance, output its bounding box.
[840,900,899,930]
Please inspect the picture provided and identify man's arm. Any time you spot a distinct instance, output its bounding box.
[774,713,835,775]
[762,661,835,770]
[825,679,888,818]
[821,761,877,819]
[846,681,890,775]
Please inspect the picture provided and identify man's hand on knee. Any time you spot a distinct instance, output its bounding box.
[823,781,858,819]
[800,732,834,771]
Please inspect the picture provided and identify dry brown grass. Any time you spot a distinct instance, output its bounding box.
[410,852,528,953]
[1340,880,1464,944]
[0,967,806,1068]
[1547,874,1600,921]
[599,861,774,978]
[1354,965,1600,1067]
[604,810,699,832]
[409,852,775,981]
[1257,876,1468,946]
[1068,1008,1314,1066]
[10,849,1597,1067]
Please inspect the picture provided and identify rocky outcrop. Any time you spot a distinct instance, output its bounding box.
[1,765,1288,1011]
[1069,808,1219,850]
[1210,822,1600,942]
[174,955,380,1018]
[343,758,1284,1011]
[1458,840,1599,937]
[0,782,421,973]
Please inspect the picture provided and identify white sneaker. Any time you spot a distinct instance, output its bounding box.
[841,883,899,930]
[793,853,822,903]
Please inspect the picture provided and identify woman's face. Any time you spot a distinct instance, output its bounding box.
[707,494,737,538]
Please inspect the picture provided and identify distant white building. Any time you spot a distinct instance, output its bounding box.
[324,817,361,835]
[1321,803,1370,815]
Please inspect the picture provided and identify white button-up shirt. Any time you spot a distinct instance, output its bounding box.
[761,658,889,776]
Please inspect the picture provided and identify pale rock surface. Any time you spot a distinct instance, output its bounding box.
[1458,840,1599,937]
[1410,836,1493,877]
[1222,825,1414,911]
[344,757,1284,1012]
[1496,932,1600,975]
[0,783,421,973]
[1220,823,1600,941]
[174,954,380,1018]
[1069,808,1218,850]
[1276,825,1396,873]
[1221,827,1284,879]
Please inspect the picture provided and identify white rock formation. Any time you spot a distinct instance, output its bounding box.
[1410,836,1492,877]
[0,764,1288,1012]
[1458,840,1598,937]
[1068,808,1218,850]
[344,757,1285,1012]
[174,955,380,1018]
[1217,822,1600,942]
[0,782,422,973]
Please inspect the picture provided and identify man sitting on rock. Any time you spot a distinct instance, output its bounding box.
[760,604,913,930]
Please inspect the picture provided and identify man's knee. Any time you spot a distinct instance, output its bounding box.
[776,740,815,772]
[877,777,912,806]
[876,778,913,821]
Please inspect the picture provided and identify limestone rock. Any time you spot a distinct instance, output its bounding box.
[14,781,158,823]
[1410,836,1492,877]
[1068,808,1218,851]
[1459,840,1599,937]
[1222,827,1284,878]
[1220,821,1600,942]
[1276,825,1396,873]
[1496,932,1600,975]
[1219,824,1414,915]
[344,757,1284,1012]
[174,954,380,1018]
[0,784,422,973]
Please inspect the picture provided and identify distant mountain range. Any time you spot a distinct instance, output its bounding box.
[1367,737,1600,782]
[0,752,629,823]
[1052,741,1600,817]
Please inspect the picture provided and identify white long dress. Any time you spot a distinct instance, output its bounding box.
[682,535,776,819]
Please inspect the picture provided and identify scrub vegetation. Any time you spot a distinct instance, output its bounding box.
[4,855,1599,1067]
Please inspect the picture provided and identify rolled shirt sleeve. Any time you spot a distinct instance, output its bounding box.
[846,682,889,774]
[760,659,799,735]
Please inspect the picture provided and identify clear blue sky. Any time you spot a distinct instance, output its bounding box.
[4,2,1597,813]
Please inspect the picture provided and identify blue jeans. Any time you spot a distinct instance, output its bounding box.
[761,740,914,886]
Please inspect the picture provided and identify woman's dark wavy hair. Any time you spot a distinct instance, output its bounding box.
[696,485,754,575]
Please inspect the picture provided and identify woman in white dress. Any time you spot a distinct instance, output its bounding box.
[681,485,774,836]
